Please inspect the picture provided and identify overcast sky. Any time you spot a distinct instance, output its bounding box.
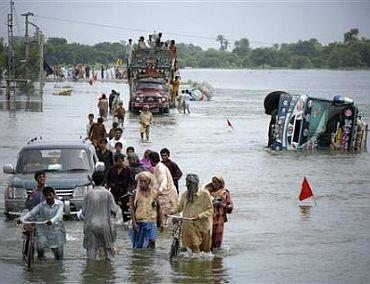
[1,1,370,49]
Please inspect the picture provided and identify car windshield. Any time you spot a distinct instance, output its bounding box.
[137,82,163,90]
[16,148,92,174]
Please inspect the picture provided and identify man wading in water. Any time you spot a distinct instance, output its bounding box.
[175,174,213,258]
[81,172,118,261]
[139,105,153,142]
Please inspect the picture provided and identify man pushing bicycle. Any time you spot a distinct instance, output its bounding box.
[17,186,66,260]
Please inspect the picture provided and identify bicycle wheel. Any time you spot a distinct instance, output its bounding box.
[27,237,35,268]
[169,239,179,259]
[22,238,29,261]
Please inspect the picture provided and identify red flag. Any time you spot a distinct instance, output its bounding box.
[299,177,314,201]
[227,118,234,129]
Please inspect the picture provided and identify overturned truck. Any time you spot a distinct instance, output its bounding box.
[264,91,368,151]
[128,48,175,114]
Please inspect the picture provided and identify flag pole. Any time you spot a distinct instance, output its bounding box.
[312,195,317,206]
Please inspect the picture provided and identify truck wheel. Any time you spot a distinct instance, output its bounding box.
[162,107,170,114]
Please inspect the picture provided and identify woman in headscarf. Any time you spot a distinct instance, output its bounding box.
[140,149,154,173]
[205,174,233,251]
[129,171,163,248]
[127,153,149,176]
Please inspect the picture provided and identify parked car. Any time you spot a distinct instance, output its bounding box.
[3,139,105,217]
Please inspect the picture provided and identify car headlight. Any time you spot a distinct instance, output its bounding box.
[73,184,93,198]
[7,187,28,199]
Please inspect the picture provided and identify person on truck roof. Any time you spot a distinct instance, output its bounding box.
[138,36,147,49]
[155,33,163,48]
[147,34,154,48]
[126,39,133,66]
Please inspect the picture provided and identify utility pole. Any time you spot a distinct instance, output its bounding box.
[21,12,34,84]
[6,0,15,100]
[21,12,34,63]
[38,29,44,98]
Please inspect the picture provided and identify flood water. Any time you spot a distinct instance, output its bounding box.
[0,69,370,283]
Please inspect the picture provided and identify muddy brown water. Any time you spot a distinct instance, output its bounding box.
[0,69,369,283]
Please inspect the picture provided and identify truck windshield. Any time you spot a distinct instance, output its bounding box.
[137,82,163,90]
[307,99,345,141]
[16,148,92,174]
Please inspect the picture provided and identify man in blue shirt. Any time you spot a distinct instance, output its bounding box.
[25,170,46,211]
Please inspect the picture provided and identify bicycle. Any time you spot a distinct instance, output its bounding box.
[19,220,46,268]
[168,215,196,260]
[169,216,182,259]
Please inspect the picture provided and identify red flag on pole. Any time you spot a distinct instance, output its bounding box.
[299,177,314,201]
[227,118,234,129]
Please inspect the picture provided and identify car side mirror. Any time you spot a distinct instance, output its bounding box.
[94,161,105,172]
[3,164,15,174]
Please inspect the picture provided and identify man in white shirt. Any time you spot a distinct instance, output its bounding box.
[108,128,126,152]
[126,39,133,66]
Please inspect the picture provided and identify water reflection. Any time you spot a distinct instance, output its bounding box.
[24,260,66,283]
[82,260,115,284]
[128,250,164,283]
[0,99,43,112]
[299,205,312,221]
[171,256,229,283]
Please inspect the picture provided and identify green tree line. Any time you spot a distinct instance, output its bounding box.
[1,28,370,74]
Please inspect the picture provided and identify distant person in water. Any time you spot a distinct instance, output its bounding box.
[89,117,107,148]
[98,94,109,119]
[184,90,192,114]
[115,102,126,127]
[86,113,95,139]
[139,105,153,141]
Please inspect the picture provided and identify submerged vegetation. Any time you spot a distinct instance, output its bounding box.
[1,29,370,73]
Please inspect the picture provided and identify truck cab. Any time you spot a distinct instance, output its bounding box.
[128,48,174,114]
[267,92,368,151]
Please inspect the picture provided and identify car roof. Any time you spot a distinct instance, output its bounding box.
[21,140,93,151]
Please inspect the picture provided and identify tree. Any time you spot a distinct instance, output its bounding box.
[216,34,226,51]
[344,28,359,44]
[233,38,250,56]
[223,40,229,51]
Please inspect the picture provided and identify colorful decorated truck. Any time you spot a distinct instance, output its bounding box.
[264,91,368,151]
[128,48,174,114]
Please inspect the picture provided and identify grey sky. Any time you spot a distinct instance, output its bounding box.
[1,1,370,49]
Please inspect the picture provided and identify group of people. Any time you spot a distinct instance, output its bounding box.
[51,64,125,81]
[125,32,178,69]
[18,161,233,261]
[95,90,125,124]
